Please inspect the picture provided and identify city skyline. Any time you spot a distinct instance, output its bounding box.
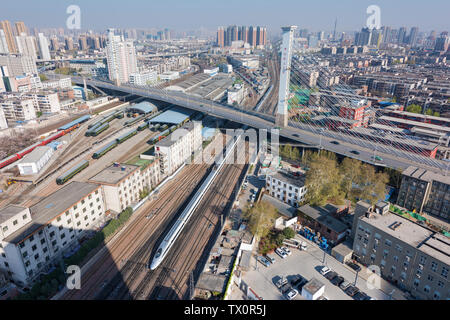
[0,0,449,34]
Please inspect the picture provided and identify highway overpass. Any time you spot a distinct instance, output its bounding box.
[73,77,450,175]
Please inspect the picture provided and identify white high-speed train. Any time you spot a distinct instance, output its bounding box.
[149,135,241,270]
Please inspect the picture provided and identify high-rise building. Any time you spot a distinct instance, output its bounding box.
[256,26,267,46]
[106,28,138,85]
[217,26,225,48]
[15,33,37,60]
[355,27,372,46]
[317,31,325,41]
[0,21,18,53]
[79,35,88,51]
[15,21,27,36]
[0,30,9,54]
[65,37,74,50]
[164,28,171,41]
[248,26,257,47]
[435,33,449,52]
[370,28,383,48]
[308,34,318,48]
[381,26,392,43]
[398,27,407,44]
[50,37,59,51]
[38,33,51,60]
[408,27,419,46]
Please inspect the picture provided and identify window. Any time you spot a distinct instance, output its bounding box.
[40,239,45,245]
[67,219,71,224]
[49,231,55,238]
[423,286,430,293]
[61,233,66,239]
[441,267,448,278]
[13,220,18,226]
[2,226,8,232]
[437,281,444,288]
[57,216,62,222]
[29,235,34,242]
[413,279,420,287]
[81,200,85,205]
[385,239,392,247]
[75,213,79,218]
[420,256,427,264]
[43,247,48,253]
[34,254,39,260]
[433,292,440,300]
[427,275,434,282]
[59,226,63,231]
[22,252,28,258]
[22,214,27,220]
[31,245,37,251]
[431,262,438,272]
[19,242,24,248]
[65,211,70,216]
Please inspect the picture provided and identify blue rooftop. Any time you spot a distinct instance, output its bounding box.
[128,101,157,114]
[149,106,196,125]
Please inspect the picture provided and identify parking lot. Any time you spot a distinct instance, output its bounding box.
[235,236,400,300]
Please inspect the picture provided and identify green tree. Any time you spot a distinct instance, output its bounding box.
[433,112,440,117]
[39,74,48,81]
[242,201,278,239]
[406,104,422,114]
[282,227,295,239]
[425,108,434,116]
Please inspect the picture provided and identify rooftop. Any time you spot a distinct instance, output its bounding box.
[302,278,325,295]
[268,170,305,188]
[360,212,450,265]
[0,205,28,225]
[127,101,157,114]
[402,166,450,185]
[19,146,52,164]
[299,204,349,234]
[149,106,195,125]
[89,163,139,186]
[156,121,199,148]
[261,194,298,218]
[5,182,100,244]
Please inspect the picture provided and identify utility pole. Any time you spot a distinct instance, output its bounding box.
[189,271,195,300]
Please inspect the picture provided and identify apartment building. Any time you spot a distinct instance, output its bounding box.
[0,53,37,76]
[397,166,450,223]
[25,91,61,114]
[89,161,160,214]
[0,95,36,121]
[155,121,202,176]
[0,182,105,286]
[129,70,157,86]
[352,203,449,300]
[265,170,307,207]
[41,77,71,90]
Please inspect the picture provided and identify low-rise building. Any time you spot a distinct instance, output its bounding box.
[17,146,53,175]
[89,162,160,214]
[0,95,36,122]
[0,182,105,286]
[397,166,450,223]
[301,278,325,300]
[352,203,450,300]
[265,170,307,207]
[155,121,202,176]
[129,70,157,86]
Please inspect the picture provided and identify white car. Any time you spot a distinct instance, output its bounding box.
[320,266,331,275]
[286,289,298,300]
[281,247,292,256]
[276,248,288,259]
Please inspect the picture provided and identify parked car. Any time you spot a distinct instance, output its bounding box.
[281,247,292,256]
[286,288,298,300]
[345,285,360,297]
[347,262,362,272]
[257,256,271,267]
[265,254,276,264]
[276,248,288,259]
[275,277,288,289]
[353,292,368,300]
[339,280,352,291]
[325,271,338,280]
[300,242,307,251]
[320,266,331,275]
[331,275,345,286]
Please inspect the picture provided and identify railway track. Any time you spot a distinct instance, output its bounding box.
[61,164,209,300]
[133,145,249,300]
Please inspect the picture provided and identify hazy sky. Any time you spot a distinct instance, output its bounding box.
[1,0,449,33]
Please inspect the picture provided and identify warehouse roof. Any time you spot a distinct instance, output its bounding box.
[18,146,52,164]
[4,182,101,244]
[127,101,157,114]
[149,106,195,125]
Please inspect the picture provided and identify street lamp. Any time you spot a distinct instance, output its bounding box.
[354,269,360,286]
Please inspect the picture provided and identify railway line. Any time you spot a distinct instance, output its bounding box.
[61,164,209,300]
[260,51,280,115]
[128,143,249,300]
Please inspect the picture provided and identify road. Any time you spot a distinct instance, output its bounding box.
[73,77,449,174]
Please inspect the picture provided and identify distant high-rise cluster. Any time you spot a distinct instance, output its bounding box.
[216,25,267,48]
[354,26,422,47]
